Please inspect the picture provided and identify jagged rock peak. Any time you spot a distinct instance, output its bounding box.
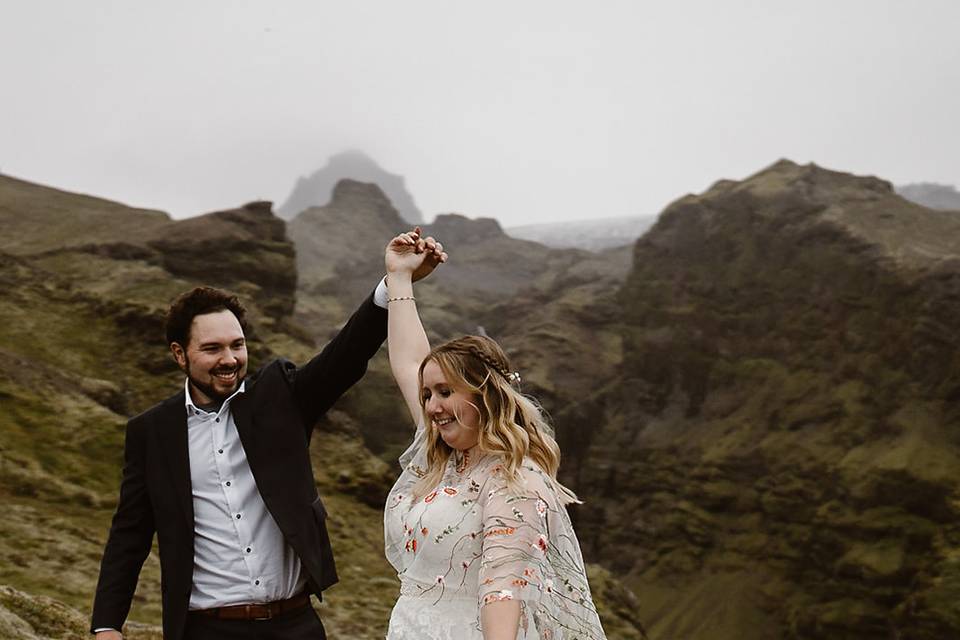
[169,202,287,243]
[277,150,423,223]
[329,179,394,207]
[427,214,505,243]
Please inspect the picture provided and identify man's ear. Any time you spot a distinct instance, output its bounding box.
[170,342,187,370]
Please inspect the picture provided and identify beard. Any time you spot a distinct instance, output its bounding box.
[185,359,244,403]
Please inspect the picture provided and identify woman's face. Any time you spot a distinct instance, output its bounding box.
[421,359,481,451]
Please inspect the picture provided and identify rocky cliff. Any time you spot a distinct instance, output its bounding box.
[562,160,960,639]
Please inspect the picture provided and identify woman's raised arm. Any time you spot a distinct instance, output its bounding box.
[385,229,445,424]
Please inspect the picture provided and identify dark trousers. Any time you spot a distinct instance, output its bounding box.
[183,605,327,640]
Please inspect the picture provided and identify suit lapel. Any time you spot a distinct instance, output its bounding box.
[158,392,194,528]
[230,392,256,465]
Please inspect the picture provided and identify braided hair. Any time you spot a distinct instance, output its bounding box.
[413,335,577,504]
[463,340,520,386]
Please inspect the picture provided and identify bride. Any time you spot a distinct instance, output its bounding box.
[381,229,607,640]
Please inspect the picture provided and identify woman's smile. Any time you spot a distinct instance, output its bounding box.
[421,360,480,450]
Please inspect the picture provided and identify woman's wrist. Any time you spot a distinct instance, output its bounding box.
[386,272,415,299]
[385,270,415,282]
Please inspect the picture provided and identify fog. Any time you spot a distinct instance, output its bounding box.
[2,0,958,224]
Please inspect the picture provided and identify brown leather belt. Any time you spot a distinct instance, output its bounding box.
[191,592,311,621]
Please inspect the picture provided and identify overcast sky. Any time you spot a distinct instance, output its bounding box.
[2,1,958,225]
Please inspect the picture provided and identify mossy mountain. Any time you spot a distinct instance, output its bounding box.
[558,160,960,639]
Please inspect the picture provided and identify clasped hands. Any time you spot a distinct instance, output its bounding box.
[385,226,448,281]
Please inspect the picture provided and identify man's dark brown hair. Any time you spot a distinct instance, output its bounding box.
[164,287,248,346]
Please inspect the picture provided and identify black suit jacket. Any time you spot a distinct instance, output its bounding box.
[90,294,387,639]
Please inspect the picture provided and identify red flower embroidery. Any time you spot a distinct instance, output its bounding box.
[483,590,514,604]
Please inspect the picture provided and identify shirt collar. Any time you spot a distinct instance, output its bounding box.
[183,377,246,416]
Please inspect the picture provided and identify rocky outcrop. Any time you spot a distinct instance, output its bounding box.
[1,174,300,328]
[425,213,505,243]
[567,160,960,639]
[287,179,408,336]
[290,179,407,287]
[0,584,152,639]
[278,150,423,223]
[145,201,297,319]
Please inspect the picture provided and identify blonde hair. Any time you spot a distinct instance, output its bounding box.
[414,335,579,505]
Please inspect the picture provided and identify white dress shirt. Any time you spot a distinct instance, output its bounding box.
[184,379,308,609]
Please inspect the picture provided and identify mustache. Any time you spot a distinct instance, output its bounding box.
[212,366,240,375]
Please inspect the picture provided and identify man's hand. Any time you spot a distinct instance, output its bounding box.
[411,231,446,282]
[95,631,123,640]
[385,227,447,282]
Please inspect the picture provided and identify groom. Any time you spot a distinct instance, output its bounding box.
[91,230,445,640]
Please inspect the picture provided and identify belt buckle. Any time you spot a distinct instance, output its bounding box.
[248,604,273,621]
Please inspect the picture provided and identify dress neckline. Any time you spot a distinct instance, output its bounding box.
[452,444,482,474]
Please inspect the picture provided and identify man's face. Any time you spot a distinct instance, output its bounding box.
[171,310,248,405]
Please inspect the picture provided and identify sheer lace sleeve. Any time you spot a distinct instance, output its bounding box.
[478,462,606,639]
[384,422,428,572]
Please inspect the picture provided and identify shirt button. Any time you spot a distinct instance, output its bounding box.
[254,580,260,586]
[216,418,220,422]
[218,449,224,454]
[236,513,242,519]
[245,547,252,553]
[225,481,231,487]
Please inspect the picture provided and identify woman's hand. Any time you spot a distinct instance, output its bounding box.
[385,227,448,281]
[385,229,425,276]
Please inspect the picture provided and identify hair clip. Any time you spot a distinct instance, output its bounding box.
[507,371,522,384]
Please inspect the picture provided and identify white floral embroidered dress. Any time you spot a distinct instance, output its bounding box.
[383,424,606,639]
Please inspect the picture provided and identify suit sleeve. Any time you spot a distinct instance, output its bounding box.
[90,417,156,633]
[291,291,388,433]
